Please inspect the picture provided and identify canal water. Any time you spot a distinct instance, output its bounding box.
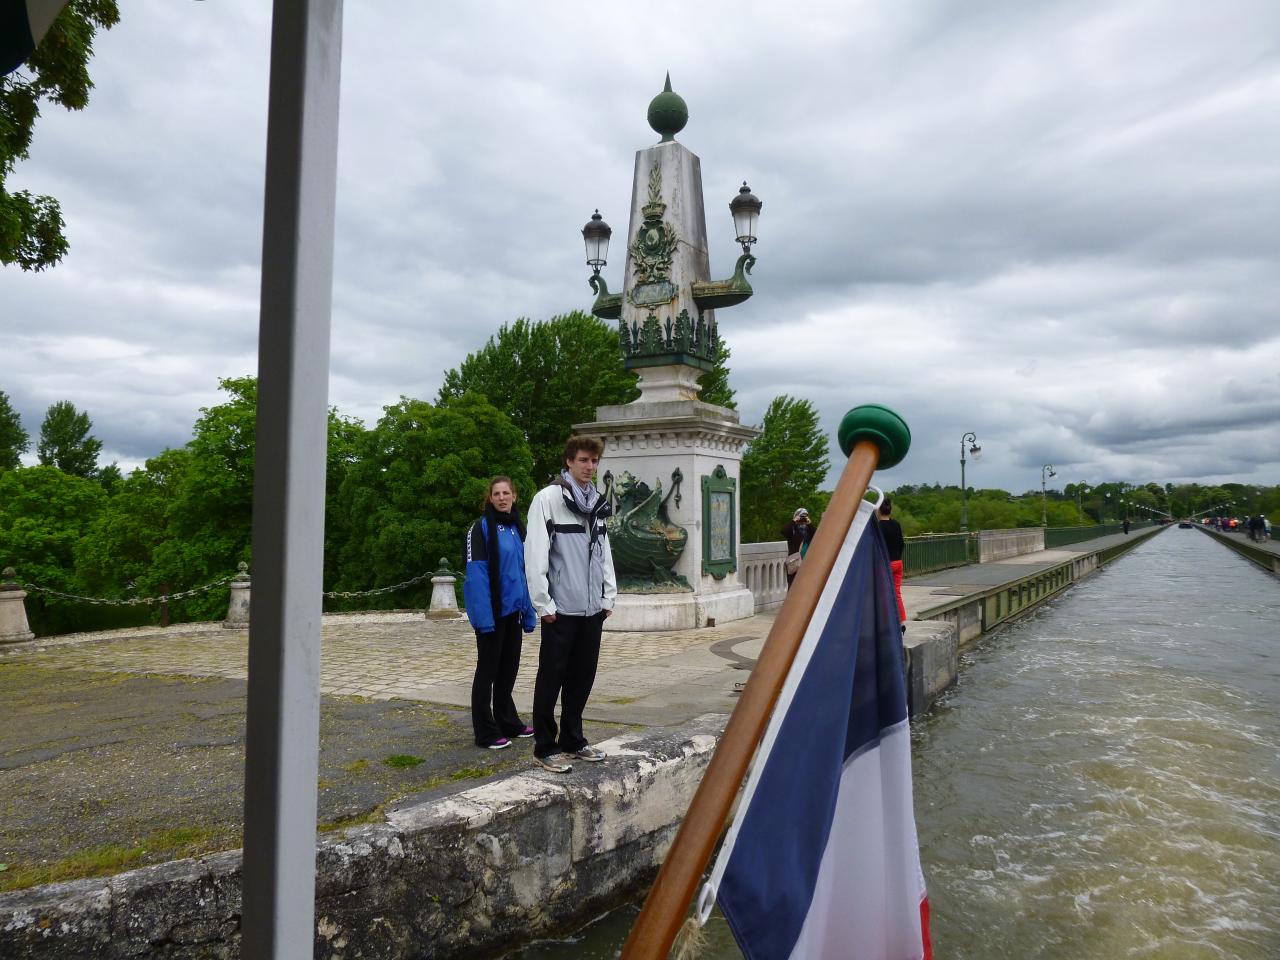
[508,529,1280,958]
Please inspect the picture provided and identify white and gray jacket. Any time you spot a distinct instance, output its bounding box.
[524,479,617,618]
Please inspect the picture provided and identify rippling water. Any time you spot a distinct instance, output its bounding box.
[510,530,1280,958]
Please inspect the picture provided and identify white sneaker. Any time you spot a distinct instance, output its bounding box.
[571,746,605,762]
[535,755,573,773]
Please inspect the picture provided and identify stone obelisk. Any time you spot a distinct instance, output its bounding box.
[577,78,760,631]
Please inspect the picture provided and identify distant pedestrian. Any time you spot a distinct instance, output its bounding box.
[463,477,538,750]
[878,497,907,632]
[1122,518,1130,535]
[524,436,617,774]
[781,508,817,588]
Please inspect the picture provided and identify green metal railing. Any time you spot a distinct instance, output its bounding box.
[903,533,975,576]
[1045,519,1155,548]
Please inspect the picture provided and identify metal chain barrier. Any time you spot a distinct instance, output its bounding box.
[16,567,446,606]
[322,571,435,600]
[22,576,234,607]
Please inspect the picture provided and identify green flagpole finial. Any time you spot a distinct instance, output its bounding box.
[838,404,911,468]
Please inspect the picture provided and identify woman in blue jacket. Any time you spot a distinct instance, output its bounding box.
[464,476,538,749]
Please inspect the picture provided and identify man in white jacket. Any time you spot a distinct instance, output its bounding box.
[524,435,618,773]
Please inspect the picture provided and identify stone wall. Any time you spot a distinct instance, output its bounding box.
[976,527,1045,562]
[0,717,725,960]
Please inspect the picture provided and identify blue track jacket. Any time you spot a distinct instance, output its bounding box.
[463,517,537,635]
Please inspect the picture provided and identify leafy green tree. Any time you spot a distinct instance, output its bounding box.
[36,400,102,477]
[697,340,736,409]
[2,0,120,270]
[75,447,192,603]
[0,389,29,469]
[0,465,110,634]
[740,395,830,543]
[437,311,639,483]
[331,392,534,609]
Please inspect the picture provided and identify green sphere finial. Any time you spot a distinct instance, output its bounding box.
[837,404,911,468]
[647,72,688,142]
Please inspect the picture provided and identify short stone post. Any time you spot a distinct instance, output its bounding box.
[0,567,35,644]
[425,558,459,619]
[223,562,251,629]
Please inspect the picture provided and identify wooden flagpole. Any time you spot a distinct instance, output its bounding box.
[621,404,910,960]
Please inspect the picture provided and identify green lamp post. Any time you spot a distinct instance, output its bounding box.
[1040,464,1056,526]
[959,432,980,531]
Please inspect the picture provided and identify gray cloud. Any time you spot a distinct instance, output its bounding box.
[2,0,1277,492]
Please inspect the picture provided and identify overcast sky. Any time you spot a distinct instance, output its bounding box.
[3,0,1278,495]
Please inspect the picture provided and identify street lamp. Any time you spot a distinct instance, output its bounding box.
[1040,464,1056,526]
[582,210,611,278]
[959,432,980,531]
[1075,482,1089,520]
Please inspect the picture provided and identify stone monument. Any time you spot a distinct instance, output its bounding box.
[576,77,762,631]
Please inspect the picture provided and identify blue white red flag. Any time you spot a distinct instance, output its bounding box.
[697,499,932,960]
[1,0,69,76]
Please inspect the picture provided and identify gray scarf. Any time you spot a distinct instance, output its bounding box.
[560,469,600,513]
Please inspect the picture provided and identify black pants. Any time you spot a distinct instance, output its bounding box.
[531,612,603,758]
[471,612,526,746]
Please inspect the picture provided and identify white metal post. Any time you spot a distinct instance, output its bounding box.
[241,1,343,957]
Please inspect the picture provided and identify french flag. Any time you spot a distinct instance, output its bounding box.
[697,499,932,960]
[1,0,68,76]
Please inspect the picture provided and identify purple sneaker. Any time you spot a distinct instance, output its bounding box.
[485,738,511,751]
[515,726,535,738]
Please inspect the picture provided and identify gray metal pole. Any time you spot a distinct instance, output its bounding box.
[241,2,343,957]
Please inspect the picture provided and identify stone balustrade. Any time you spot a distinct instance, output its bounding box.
[975,527,1046,562]
[740,541,789,613]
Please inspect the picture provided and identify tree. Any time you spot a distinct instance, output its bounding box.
[740,395,830,543]
[75,447,192,602]
[331,393,534,608]
[2,0,120,270]
[0,389,29,469]
[437,311,639,483]
[0,465,108,634]
[697,340,736,409]
[37,400,102,477]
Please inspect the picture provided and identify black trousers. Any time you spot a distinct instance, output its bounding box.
[531,612,604,758]
[471,612,526,746]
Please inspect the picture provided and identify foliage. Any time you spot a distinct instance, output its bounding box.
[0,389,28,470]
[437,312,639,483]
[36,400,102,478]
[697,340,736,409]
[75,447,192,604]
[331,393,534,609]
[0,465,116,634]
[740,395,830,543]
[1,0,121,271]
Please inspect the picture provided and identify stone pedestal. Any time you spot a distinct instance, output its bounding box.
[426,561,460,619]
[222,563,251,629]
[577,399,758,632]
[0,568,34,644]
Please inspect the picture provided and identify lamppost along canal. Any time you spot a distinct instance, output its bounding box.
[1040,463,1056,526]
[959,432,980,531]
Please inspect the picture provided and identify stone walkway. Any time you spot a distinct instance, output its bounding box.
[6,611,772,728]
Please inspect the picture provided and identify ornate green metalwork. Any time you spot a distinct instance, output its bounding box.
[618,308,718,371]
[630,165,679,285]
[691,251,756,310]
[701,465,737,579]
[589,273,622,319]
[606,469,691,590]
